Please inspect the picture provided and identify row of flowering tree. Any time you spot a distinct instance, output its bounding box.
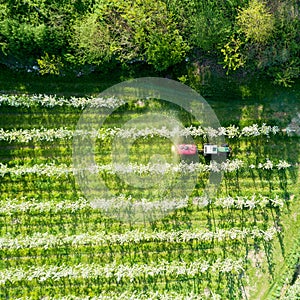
[0,94,124,109]
[0,124,281,143]
[17,290,222,300]
[0,226,279,251]
[0,258,244,285]
[0,159,293,177]
[0,194,287,216]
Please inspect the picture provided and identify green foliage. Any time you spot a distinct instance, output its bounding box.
[37,53,64,75]
[71,0,189,71]
[220,0,299,85]
[191,0,233,51]
[272,59,300,88]
[0,4,8,56]
[221,36,245,73]
[145,30,189,71]
[237,0,275,44]
[0,19,46,59]
[0,0,95,66]
[0,0,299,86]
[220,0,275,73]
[186,0,250,53]
[72,14,114,66]
[268,1,300,86]
[161,0,197,43]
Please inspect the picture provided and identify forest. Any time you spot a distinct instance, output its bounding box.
[0,0,299,87]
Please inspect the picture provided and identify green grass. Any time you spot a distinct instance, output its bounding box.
[0,63,159,96]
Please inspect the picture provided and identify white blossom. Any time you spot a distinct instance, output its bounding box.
[0,259,244,285]
[277,160,291,170]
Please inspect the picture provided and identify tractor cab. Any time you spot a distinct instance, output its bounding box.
[203,144,230,156]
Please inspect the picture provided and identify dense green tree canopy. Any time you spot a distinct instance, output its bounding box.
[0,0,299,85]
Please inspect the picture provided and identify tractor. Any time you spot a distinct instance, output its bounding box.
[172,143,231,162]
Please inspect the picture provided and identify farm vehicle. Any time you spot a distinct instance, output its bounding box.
[171,143,231,162]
